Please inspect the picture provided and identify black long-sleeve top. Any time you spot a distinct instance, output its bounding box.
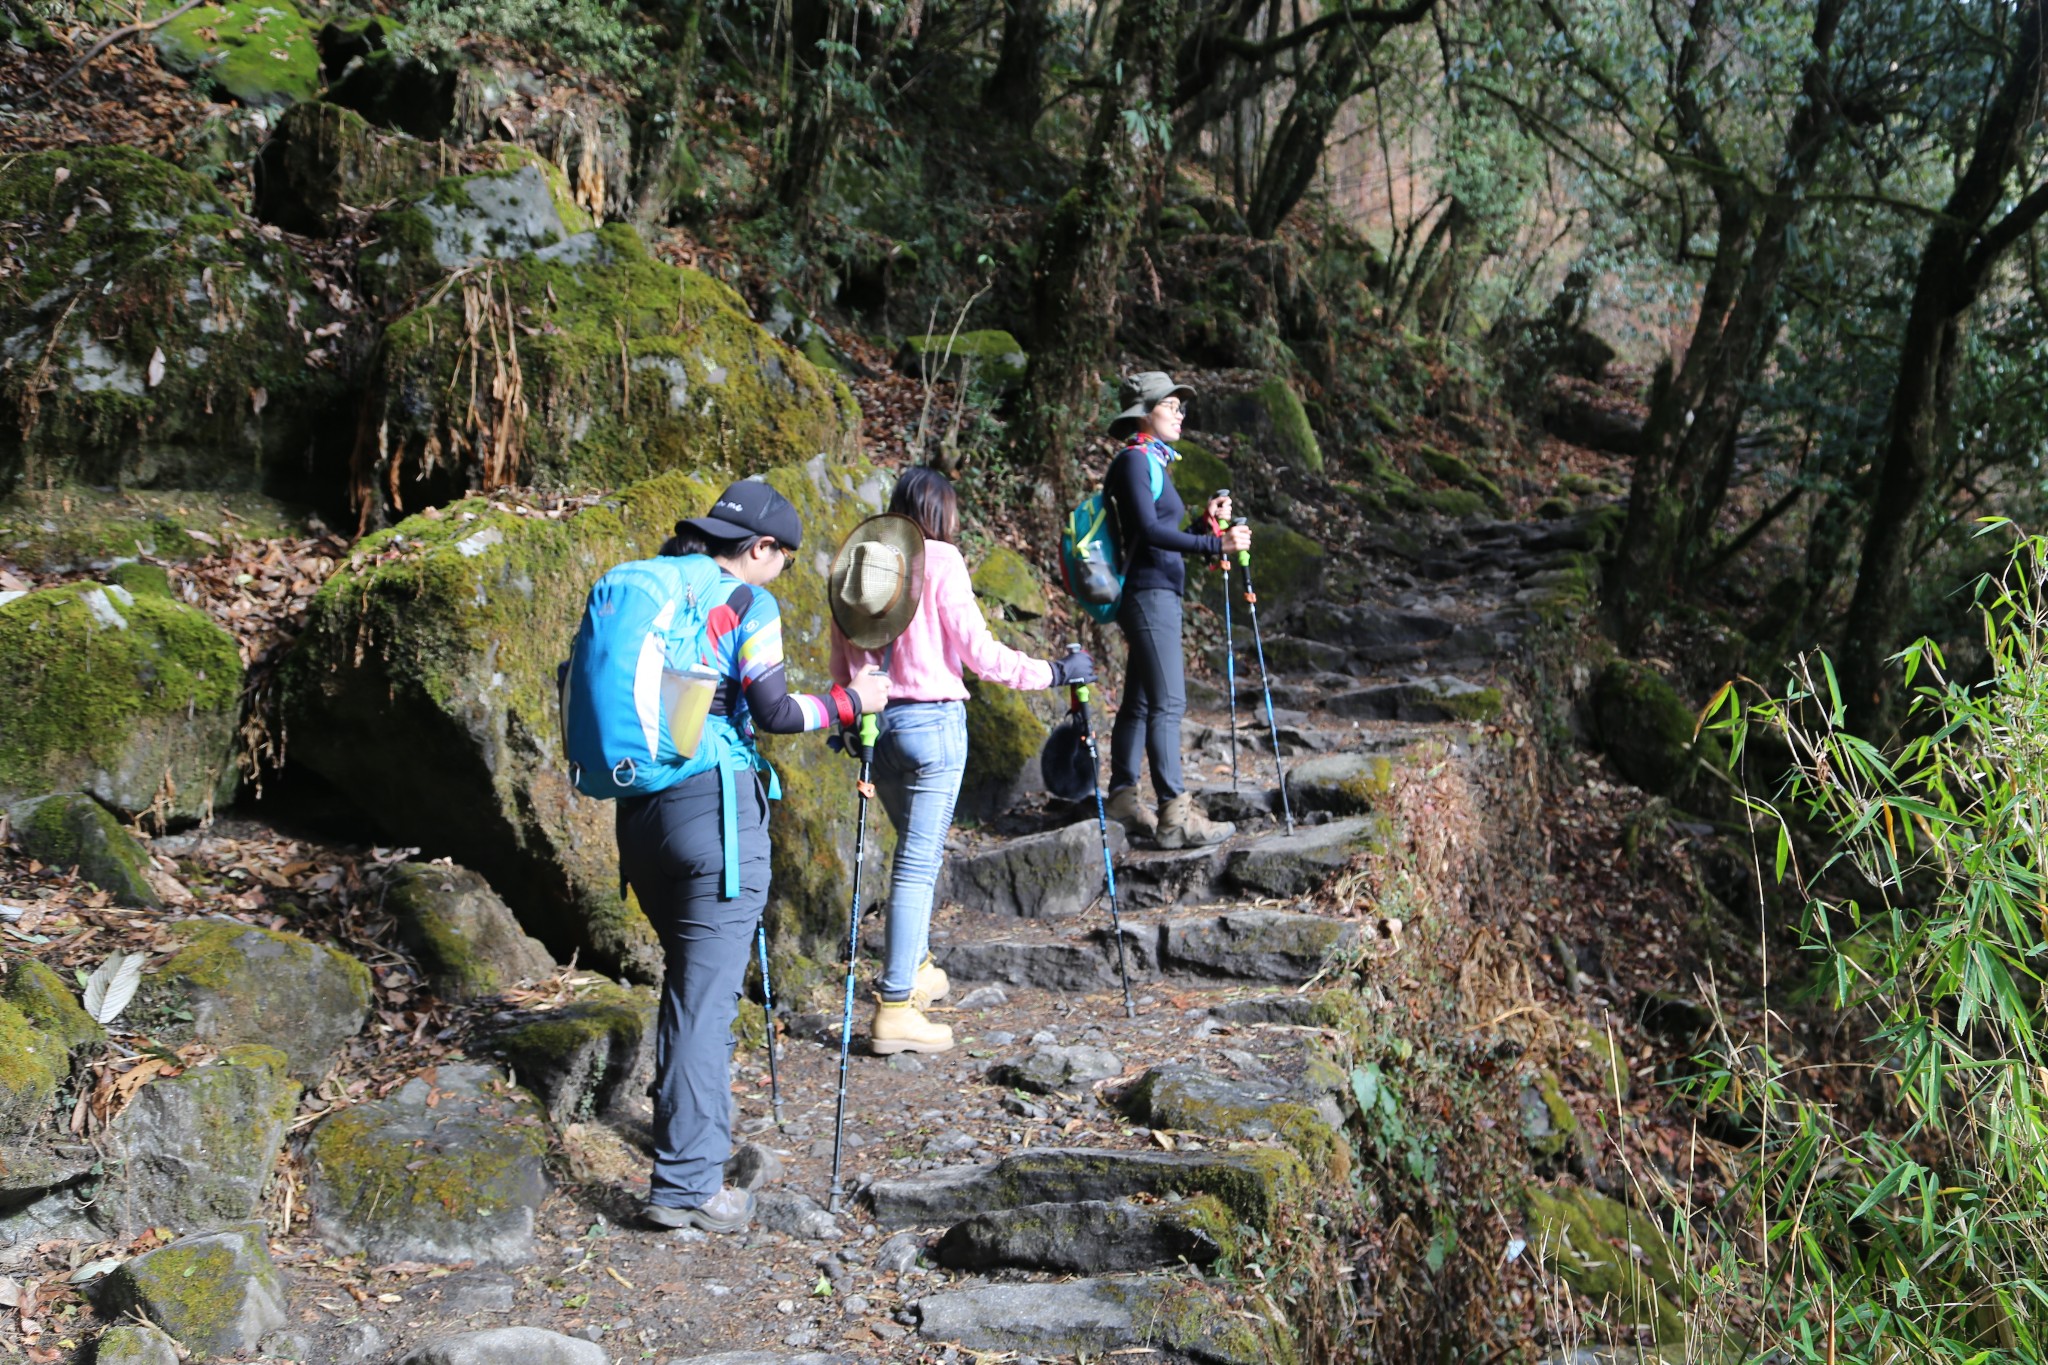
[1106,437,1223,597]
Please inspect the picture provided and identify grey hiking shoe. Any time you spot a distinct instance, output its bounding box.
[1104,785,1158,839]
[1156,792,1234,849]
[642,1186,756,1233]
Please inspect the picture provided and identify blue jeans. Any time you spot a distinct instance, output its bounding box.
[1111,588,1188,800]
[616,768,771,1209]
[873,700,967,1000]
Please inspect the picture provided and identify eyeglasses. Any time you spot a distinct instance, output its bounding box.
[1153,398,1185,416]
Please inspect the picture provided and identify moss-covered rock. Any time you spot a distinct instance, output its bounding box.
[2,957,104,1054]
[1283,752,1396,816]
[1195,523,1324,624]
[101,1044,299,1235]
[1587,659,1725,800]
[0,148,342,496]
[485,978,652,1125]
[959,676,1049,825]
[91,1323,181,1365]
[895,330,1028,387]
[252,99,457,236]
[1417,446,1508,514]
[285,462,884,983]
[1518,1069,1578,1161]
[0,996,64,1139]
[381,860,556,1000]
[107,561,174,599]
[142,921,372,1084]
[971,546,1050,619]
[8,792,161,905]
[1191,377,1323,473]
[149,0,321,107]
[1119,1064,1348,1180]
[0,486,305,574]
[0,584,242,823]
[92,1223,287,1355]
[1519,1184,1686,1343]
[305,1062,548,1265]
[1168,438,1233,509]
[354,217,857,519]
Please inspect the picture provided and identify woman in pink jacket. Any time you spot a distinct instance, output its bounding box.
[831,467,1093,1053]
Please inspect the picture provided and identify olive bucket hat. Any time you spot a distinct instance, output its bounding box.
[1108,371,1195,440]
[827,513,927,651]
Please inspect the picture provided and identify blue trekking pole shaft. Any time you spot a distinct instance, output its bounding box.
[1210,495,1240,790]
[1069,645,1136,1019]
[755,923,783,1130]
[827,710,879,1212]
[1234,519,1294,834]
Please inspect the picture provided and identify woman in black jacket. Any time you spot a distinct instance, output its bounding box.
[1102,372,1251,848]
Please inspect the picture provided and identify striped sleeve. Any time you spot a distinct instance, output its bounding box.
[718,584,852,734]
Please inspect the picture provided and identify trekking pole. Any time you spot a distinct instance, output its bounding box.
[1208,492,1240,790]
[1233,519,1295,834]
[826,710,880,1213]
[1068,644,1137,1019]
[755,923,783,1129]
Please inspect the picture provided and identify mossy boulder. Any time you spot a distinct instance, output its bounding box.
[933,1197,1229,1273]
[0,996,65,1139]
[1284,753,1396,816]
[0,583,242,823]
[380,860,556,1000]
[142,921,373,1084]
[355,217,857,520]
[91,1323,181,1365]
[1519,1184,1686,1343]
[1587,659,1724,800]
[1168,438,1233,509]
[305,1063,549,1264]
[971,546,1050,619]
[958,676,1049,825]
[358,161,593,305]
[8,793,161,905]
[1417,446,1508,513]
[484,978,653,1125]
[148,0,322,107]
[1119,1064,1347,1179]
[894,330,1028,388]
[0,148,341,495]
[100,1045,299,1235]
[2,957,104,1054]
[1221,818,1381,901]
[92,1224,287,1355]
[1518,1069,1579,1161]
[1190,376,1323,473]
[0,486,304,574]
[1196,524,1324,623]
[252,99,460,236]
[284,462,884,983]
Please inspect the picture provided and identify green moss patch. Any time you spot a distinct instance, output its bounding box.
[0,487,305,573]
[1169,438,1233,509]
[1418,446,1507,513]
[959,676,1048,825]
[1520,1184,1686,1342]
[0,584,242,822]
[488,978,653,1124]
[1588,659,1725,800]
[971,546,1050,619]
[149,0,321,107]
[10,791,163,904]
[0,148,340,493]
[0,996,63,1138]
[147,921,372,1082]
[895,330,1028,387]
[2,957,104,1054]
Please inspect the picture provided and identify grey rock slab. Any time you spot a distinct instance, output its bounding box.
[867,1147,1288,1229]
[757,1190,842,1240]
[937,939,1127,993]
[145,921,373,1085]
[91,1323,180,1365]
[443,1272,519,1314]
[933,1197,1224,1272]
[1325,676,1497,724]
[939,820,1128,919]
[953,984,1009,1010]
[7,793,161,906]
[987,1044,1122,1095]
[915,1276,1268,1364]
[259,1328,317,1359]
[1161,907,1365,980]
[1306,603,1457,649]
[1221,822,1381,900]
[381,861,556,999]
[99,1044,299,1236]
[1285,753,1397,816]
[1119,1064,1310,1142]
[874,1229,924,1274]
[306,1063,548,1266]
[1206,995,1325,1026]
[395,1326,608,1365]
[726,1142,787,1192]
[93,1224,286,1356]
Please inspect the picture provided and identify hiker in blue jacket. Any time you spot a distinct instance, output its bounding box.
[1103,372,1251,849]
[619,480,889,1234]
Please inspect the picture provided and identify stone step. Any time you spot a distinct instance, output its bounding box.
[866,1146,1299,1231]
[914,1275,1273,1364]
[1221,817,1383,898]
[932,1197,1226,1273]
[936,908,1366,992]
[938,819,1129,920]
[1324,675,1501,723]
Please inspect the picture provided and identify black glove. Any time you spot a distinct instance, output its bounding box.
[1048,650,1095,687]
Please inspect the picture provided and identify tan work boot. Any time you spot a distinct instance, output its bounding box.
[912,955,950,1006]
[1104,786,1158,840]
[1156,792,1235,850]
[871,996,955,1054]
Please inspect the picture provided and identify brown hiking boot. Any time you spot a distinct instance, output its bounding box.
[1156,792,1235,849]
[1104,786,1158,839]
[870,996,956,1054]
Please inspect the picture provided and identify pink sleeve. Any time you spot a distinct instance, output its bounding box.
[829,624,852,687]
[944,556,1056,690]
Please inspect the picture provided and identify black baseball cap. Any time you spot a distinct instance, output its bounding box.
[679,479,804,550]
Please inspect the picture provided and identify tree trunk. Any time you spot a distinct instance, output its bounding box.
[984,0,1054,129]
[1013,0,1184,486]
[1841,0,2047,727]
[773,0,837,220]
[1244,31,1366,237]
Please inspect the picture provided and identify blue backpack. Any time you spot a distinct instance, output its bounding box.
[561,554,769,896]
[1059,447,1166,624]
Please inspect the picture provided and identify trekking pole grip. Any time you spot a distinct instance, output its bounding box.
[1232,516,1251,568]
[1065,642,1091,709]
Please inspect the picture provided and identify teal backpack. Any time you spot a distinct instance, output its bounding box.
[1060,447,1166,624]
